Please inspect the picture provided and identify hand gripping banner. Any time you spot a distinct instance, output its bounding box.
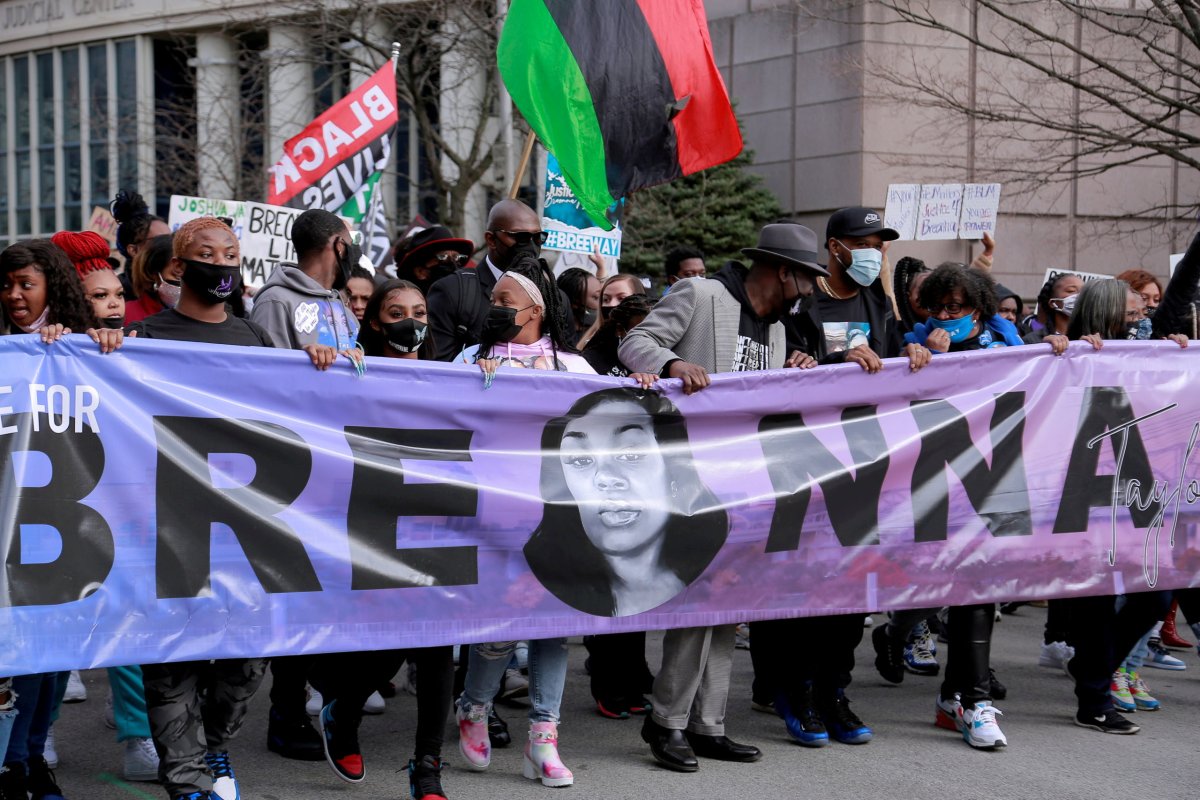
[2,336,1199,674]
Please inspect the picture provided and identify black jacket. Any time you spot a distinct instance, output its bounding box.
[426,263,500,362]
[783,279,902,362]
[1153,230,1200,340]
[425,259,577,362]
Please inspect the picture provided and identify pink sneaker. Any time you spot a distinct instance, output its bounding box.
[457,702,491,770]
[523,721,573,788]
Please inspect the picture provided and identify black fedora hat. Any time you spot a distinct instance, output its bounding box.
[396,226,474,273]
[741,224,830,277]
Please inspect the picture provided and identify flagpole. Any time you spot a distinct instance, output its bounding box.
[391,41,401,67]
[509,129,537,199]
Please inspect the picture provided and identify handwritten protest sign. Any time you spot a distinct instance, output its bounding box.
[915,183,963,241]
[87,206,119,246]
[542,153,622,258]
[959,183,1002,239]
[884,184,920,241]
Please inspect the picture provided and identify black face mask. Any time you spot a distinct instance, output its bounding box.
[180,258,241,305]
[497,240,540,270]
[382,318,428,353]
[99,316,125,330]
[482,304,529,343]
[576,307,597,328]
[333,239,360,291]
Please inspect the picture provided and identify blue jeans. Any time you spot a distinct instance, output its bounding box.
[0,679,16,767]
[5,673,57,766]
[460,638,567,724]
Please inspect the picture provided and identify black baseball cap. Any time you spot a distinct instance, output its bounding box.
[825,206,900,245]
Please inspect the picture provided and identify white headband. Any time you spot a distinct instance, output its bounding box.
[504,271,545,309]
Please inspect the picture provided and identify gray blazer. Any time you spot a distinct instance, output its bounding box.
[618,276,785,375]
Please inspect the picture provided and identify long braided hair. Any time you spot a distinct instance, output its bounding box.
[477,253,576,365]
[892,256,929,330]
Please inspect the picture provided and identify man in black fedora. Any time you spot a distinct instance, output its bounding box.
[617,223,828,773]
[392,225,474,296]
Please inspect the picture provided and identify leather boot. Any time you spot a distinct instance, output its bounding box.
[1161,600,1194,649]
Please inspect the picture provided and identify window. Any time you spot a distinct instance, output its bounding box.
[61,48,82,231]
[0,59,8,245]
[14,56,31,236]
[116,39,137,192]
[88,43,109,214]
[37,52,55,234]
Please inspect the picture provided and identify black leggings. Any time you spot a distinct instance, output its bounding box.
[312,646,454,759]
[584,632,653,703]
[940,604,994,706]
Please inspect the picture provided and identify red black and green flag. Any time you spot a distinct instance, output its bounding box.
[498,0,742,230]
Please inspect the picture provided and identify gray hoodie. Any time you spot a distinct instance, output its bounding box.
[249,264,359,351]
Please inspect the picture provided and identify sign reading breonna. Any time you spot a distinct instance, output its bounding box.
[2,336,1199,674]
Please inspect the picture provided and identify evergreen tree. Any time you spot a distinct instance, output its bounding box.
[619,145,782,284]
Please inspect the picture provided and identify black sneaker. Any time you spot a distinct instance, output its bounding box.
[318,702,364,783]
[872,624,905,684]
[0,761,28,800]
[408,754,447,800]
[26,756,64,800]
[817,690,873,744]
[267,706,325,761]
[777,686,828,748]
[989,668,1007,701]
[487,706,511,748]
[1074,709,1140,734]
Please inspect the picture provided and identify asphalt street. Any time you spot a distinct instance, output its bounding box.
[46,606,1200,800]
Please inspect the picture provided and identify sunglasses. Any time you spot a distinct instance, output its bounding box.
[492,229,549,246]
[433,252,470,267]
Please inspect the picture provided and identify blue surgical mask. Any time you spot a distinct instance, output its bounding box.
[838,242,883,286]
[927,313,977,343]
[1126,318,1152,340]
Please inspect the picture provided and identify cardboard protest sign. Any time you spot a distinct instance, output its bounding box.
[542,153,622,258]
[1170,253,1184,276]
[1041,267,1110,286]
[915,184,963,241]
[959,183,1002,239]
[87,206,119,246]
[884,184,920,241]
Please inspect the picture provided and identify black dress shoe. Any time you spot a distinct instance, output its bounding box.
[641,717,699,772]
[487,706,511,748]
[266,706,325,761]
[685,732,763,763]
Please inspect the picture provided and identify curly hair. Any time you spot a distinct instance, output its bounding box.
[110,190,165,258]
[356,279,435,359]
[582,293,656,365]
[664,245,705,278]
[892,255,929,329]
[1,240,97,330]
[917,261,999,319]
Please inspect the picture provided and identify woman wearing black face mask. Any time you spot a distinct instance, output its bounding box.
[357,279,435,360]
[556,267,600,343]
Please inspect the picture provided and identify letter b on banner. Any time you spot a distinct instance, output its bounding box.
[0,412,114,607]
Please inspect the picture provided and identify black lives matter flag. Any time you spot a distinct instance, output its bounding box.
[267,62,398,265]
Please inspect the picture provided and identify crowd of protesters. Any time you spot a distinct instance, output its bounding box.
[2,189,1199,800]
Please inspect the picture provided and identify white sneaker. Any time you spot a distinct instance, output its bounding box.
[63,670,88,703]
[104,694,116,729]
[498,668,529,701]
[122,737,159,782]
[863,615,874,627]
[935,694,963,733]
[305,684,324,716]
[734,623,751,650]
[362,690,385,715]
[1039,640,1075,670]
[395,661,418,697]
[44,724,59,768]
[961,701,1007,749]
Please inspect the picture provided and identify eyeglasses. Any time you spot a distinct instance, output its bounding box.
[924,302,973,315]
[491,229,549,246]
[433,252,470,267]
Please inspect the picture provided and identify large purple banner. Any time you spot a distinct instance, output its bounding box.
[1,335,1198,675]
